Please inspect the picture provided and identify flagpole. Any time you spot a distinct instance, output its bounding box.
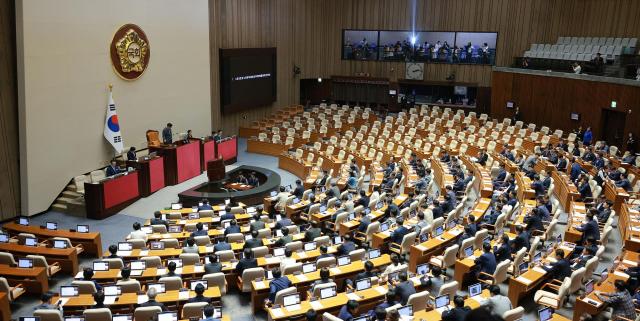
[108,83,113,92]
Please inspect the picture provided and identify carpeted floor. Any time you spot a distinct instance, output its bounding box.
[3,138,621,321]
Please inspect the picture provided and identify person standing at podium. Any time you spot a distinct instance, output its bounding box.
[126,147,137,161]
[162,123,173,144]
[106,160,122,177]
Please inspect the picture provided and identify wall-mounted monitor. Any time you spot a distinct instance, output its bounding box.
[571,112,580,120]
[342,30,379,60]
[220,48,277,114]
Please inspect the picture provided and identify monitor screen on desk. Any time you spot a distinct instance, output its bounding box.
[468,283,482,297]
[319,286,337,299]
[77,225,89,233]
[585,279,594,294]
[157,312,177,321]
[167,258,183,268]
[150,242,165,250]
[304,242,317,251]
[533,252,542,263]
[356,278,372,291]
[112,314,133,321]
[18,217,29,226]
[53,240,67,249]
[118,242,133,251]
[270,191,277,197]
[171,203,182,210]
[273,247,285,257]
[190,280,208,290]
[337,255,351,266]
[538,307,554,321]
[130,260,146,270]
[434,226,444,236]
[380,223,389,232]
[169,225,182,233]
[24,237,37,247]
[397,305,413,317]
[420,233,429,242]
[0,234,8,243]
[334,236,342,245]
[283,293,300,307]
[147,283,166,293]
[18,258,33,268]
[141,226,152,234]
[352,316,370,321]
[464,246,474,258]
[65,317,84,321]
[60,286,79,297]
[103,285,122,296]
[188,213,199,220]
[20,318,39,321]
[302,263,316,274]
[93,261,110,271]
[416,263,429,276]
[435,295,450,309]
[368,249,381,259]
[46,222,58,230]
[519,262,529,274]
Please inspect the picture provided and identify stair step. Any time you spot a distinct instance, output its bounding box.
[62,190,82,198]
[66,185,78,192]
[51,203,68,210]
[67,199,85,206]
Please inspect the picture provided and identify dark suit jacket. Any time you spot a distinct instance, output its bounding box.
[441,306,471,321]
[243,238,263,249]
[293,185,304,198]
[224,225,241,235]
[235,258,258,276]
[493,243,510,263]
[304,228,322,242]
[511,234,530,253]
[187,295,211,304]
[204,262,223,274]
[475,252,497,275]
[390,226,410,244]
[578,219,600,242]
[544,258,572,280]
[140,299,168,311]
[395,280,416,305]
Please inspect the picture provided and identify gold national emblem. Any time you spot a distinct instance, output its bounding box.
[110,24,150,80]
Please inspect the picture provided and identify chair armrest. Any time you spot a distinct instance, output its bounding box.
[478,272,494,279]
[389,242,401,250]
[540,283,560,292]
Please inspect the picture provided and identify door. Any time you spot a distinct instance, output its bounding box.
[600,109,626,147]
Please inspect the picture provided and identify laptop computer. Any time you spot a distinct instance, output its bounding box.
[397,305,413,317]
[171,203,182,210]
[273,247,285,257]
[147,283,166,293]
[0,234,9,243]
[356,278,372,291]
[463,246,474,258]
[112,314,133,321]
[60,286,79,297]
[190,280,208,290]
[468,283,482,298]
[585,279,594,294]
[302,263,317,274]
[282,293,301,311]
[380,222,390,232]
[538,307,554,321]
[130,260,146,271]
[434,226,444,237]
[19,318,39,321]
[64,317,84,321]
[46,222,58,230]
[157,312,177,321]
[416,263,430,276]
[150,241,165,250]
[368,249,381,259]
[103,285,122,296]
[93,261,110,272]
[334,236,343,244]
[24,237,37,247]
[53,240,68,249]
[337,255,351,266]
[319,286,337,299]
[118,242,133,251]
[435,295,450,309]
[519,262,529,274]
[18,217,29,226]
[304,242,317,251]
[18,258,33,268]
[167,258,183,268]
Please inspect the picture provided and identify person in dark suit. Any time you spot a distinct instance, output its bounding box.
[357,212,372,233]
[338,234,356,256]
[390,217,410,244]
[467,215,479,235]
[204,254,222,274]
[198,200,213,211]
[243,230,263,250]
[150,211,169,228]
[570,159,583,182]
[126,147,137,161]
[493,234,511,263]
[224,220,241,236]
[356,190,370,208]
[304,221,322,242]
[493,164,507,188]
[292,180,304,199]
[530,174,545,197]
[162,123,173,144]
[393,272,416,305]
[616,173,633,192]
[249,213,266,232]
[452,173,466,192]
[316,245,334,261]
[542,249,572,280]
[274,227,293,247]
[353,261,378,284]
[275,216,293,229]
[267,268,292,303]
[524,208,544,233]
[441,295,471,321]
[213,239,231,252]
[338,300,359,321]
[578,177,592,200]
[597,201,613,223]
[187,283,212,304]
[220,207,235,221]
[235,248,258,276]
[106,160,122,177]
[139,287,168,311]
[511,225,530,254]
[557,154,568,171]
[475,242,497,278]
[82,267,103,291]
[477,150,488,166]
[191,222,208,237]
[431,200,444,219]
[577,211,600,244]
[571,247,595,269]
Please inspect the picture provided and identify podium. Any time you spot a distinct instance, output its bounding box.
[126,156,165,197]
[85,172,140,219]
[207,158,226,182]
[150,140,201,186]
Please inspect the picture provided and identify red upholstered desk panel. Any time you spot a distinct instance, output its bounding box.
[218,137,237,161]
[203,140,216,164]
[176,141,201,183]
[103,172,139,209]
[149,157,165,193]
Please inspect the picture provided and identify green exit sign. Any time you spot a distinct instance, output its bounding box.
[611,101,617,108]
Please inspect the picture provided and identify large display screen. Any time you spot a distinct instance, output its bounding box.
[342,30,497,65]
[220,48,277,113]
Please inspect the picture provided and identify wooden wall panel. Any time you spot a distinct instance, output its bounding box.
[0,0,19,219]
[210,0,640,135]
[491,70,640,149]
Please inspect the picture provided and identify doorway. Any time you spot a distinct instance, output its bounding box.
[600,109,626,147]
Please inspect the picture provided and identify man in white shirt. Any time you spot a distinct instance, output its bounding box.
[280,248,297,272]
[126,222,148,241]
[272,186,289,213]
[573,62,582,74]
[481,285,512,317]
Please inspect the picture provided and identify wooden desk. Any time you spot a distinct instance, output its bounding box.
[55,288,221,315]
[619,204,640,252]
[564,201,588,244]
[85,171,140,219]
[0,243,79,274]
[515,172,535,202]
[604,180,630,214]
[413,289,491,320]
[0,293,9,321]
[278,154,310,180]
[75,264,208,284]
[247,139,288,157]
[250,255,392,312]
[572,251,637,321]
[507,243,575,306]
[552,171,579,212]
[0,264,49,294]
[3,222,103,257]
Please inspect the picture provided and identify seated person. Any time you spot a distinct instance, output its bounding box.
[279,249,296,272]
[220,206,235,221]
[338,300,359,321]
[243,230,263,250]
[304,221,322,242]
[198,199,213,211]
[275,215,293,229]
[249,213,266,232]
[106,160,122,177]
[106,244,119,258]
[309,268,334,297]
[493,234,511,263]
[571,246,595,269]
[166,261,180,276]
[150,211,169,227]
[127,222,148,241]
[191,222,208,237]
[235,248,257,276]
[83,267,103,291]
[594,279,637,321]
[390,217,410,244]
[182,237,199,254]
[317,245,334,261]
[292,180,304,198]
[223,220,241,235]
[392,271,416,305]
[337,233,357,256]
[200,305,221,321]
[267,267,292,303]
[542,249,572,280]
[475,242,497,278]
[480,285,512,317]
[187,283,212,303]
[34,292,62,311]
[381,254,406,278]
[441,295,471,321]
[274,227,293,247]
[139,287,167,311]
[204,254,222,274]
[92,291,106,309]
[213,238,232,252]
